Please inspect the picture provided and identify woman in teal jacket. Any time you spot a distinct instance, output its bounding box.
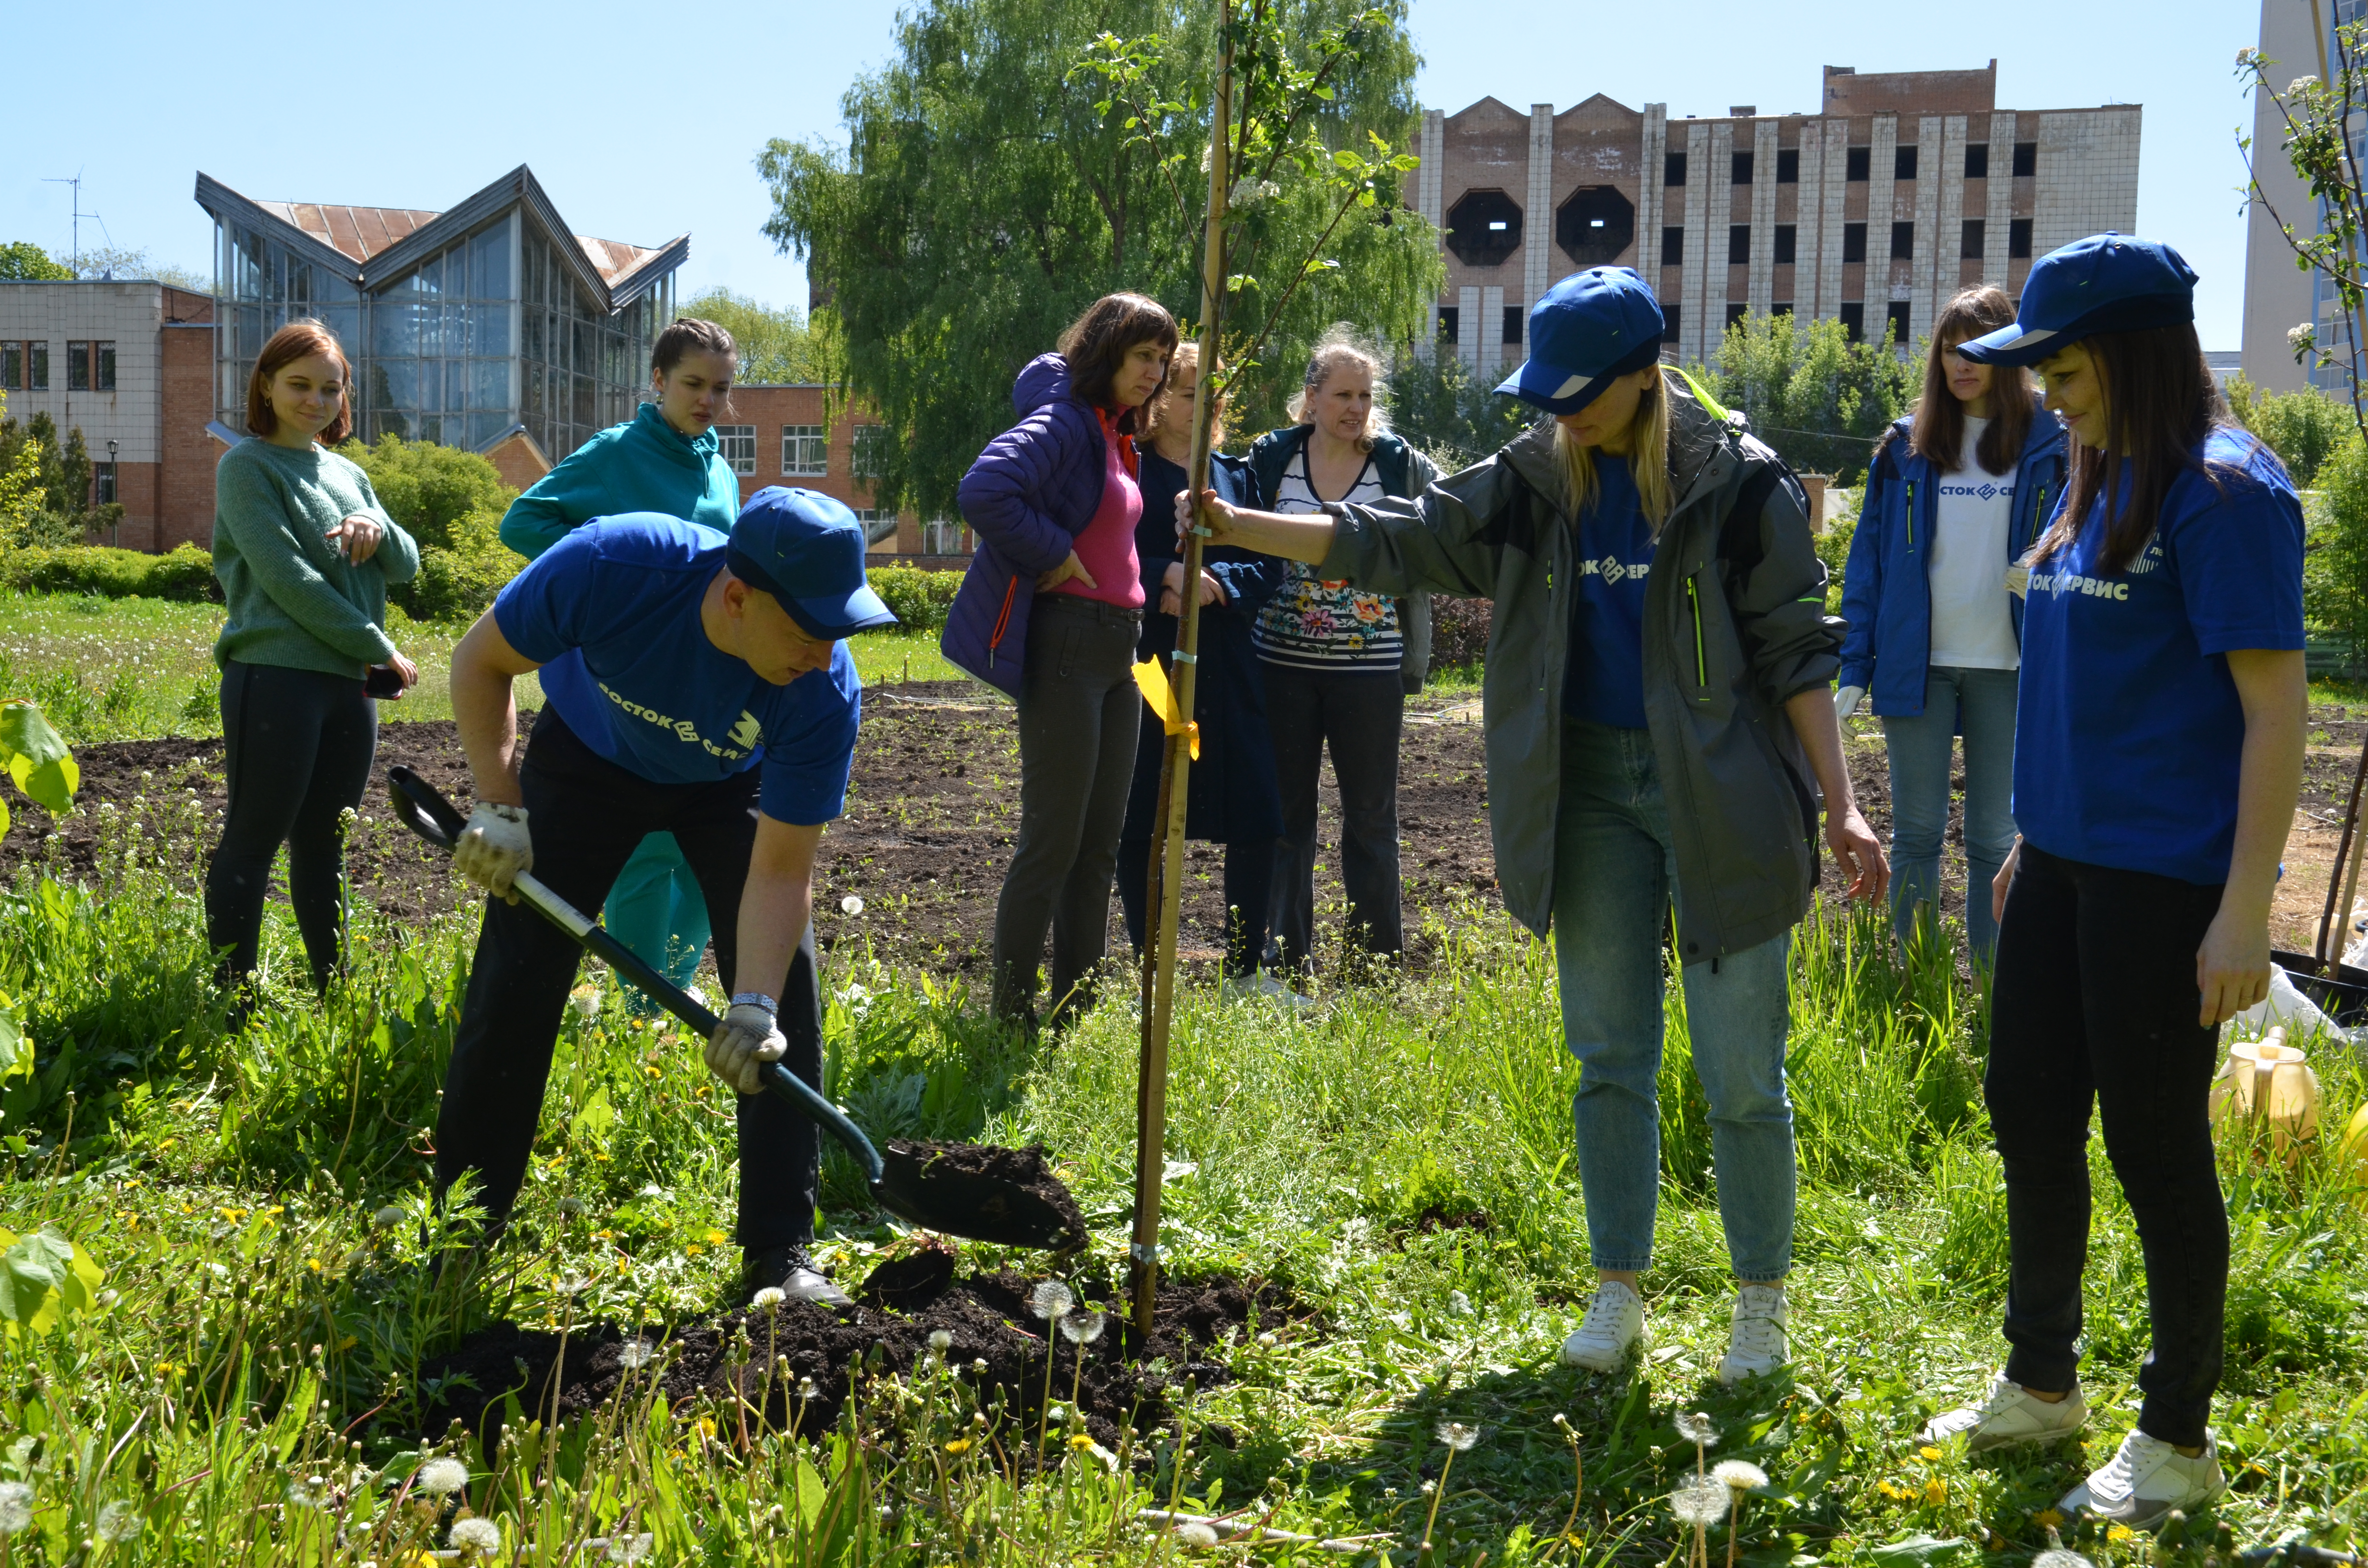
[497,317,743,996]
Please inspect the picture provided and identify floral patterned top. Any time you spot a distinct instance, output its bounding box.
[1251,446,1401,673]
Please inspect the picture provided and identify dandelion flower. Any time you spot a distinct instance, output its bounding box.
[1178,1520,1221,1548]
[929,1329,953,1352]
[1669,1479,1728,1528]
[1436,1421,1480,1451]
[450,1517,502,1554]
[617,1340,654,1371]
[96,1501,143,1542]
[1060,1310,1107,1345]
[751,1287,787,1311]
[1923,1476,1946,1506]
[1675,1410,1718,1446]
[415,1457,470,1497]
[840,894,865,916]
[372,1204,406,1228]
[606,1533,655,1564]
[1712,1460,1768,1491]
[2107,1526,2136,1545]
[1918,1444,1942,1461]
[0,1482,29,1535]
[1029,1280,1073,1320]
[944,1438,974,1455]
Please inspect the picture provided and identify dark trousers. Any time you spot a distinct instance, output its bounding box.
[433,712,823,1251]
[1988,841,2230,1447]
[1114,835,1276,977]
[205,661,378,992]
[1263,663,1404,969]
[991,596,1143,1025]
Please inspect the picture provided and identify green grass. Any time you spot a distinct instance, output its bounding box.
[0,591,971,743]
[0,780,2363,1564]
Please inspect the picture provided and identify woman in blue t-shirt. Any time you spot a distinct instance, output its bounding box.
[1838,285,2066,966]
[1917,236,2306,1530]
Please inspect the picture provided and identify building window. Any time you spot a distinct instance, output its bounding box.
[1665,152,1688,187]
[851,424,890,478]
[715,425,756,476]
[1771,301,1793,318]
[1886,301,1913,346]
[1961,220,1986,259]
[67,341,91,392]
[1437,306,1460,345]
[855,508,894,545]
[1846,146,1871,182]
[0,342,18,390]
[1732,151,1754,185]
[2009,218,2034,258]
[2012,141,2037,178]
[1774,225,1797,266]
[1556,185,1636,267]
[1890,222,1915,260]
[93,463,117,505]
[1839,303,1865,343]
[1446,189,1523,268]
[1502,305,1523,347]
[1776,148,1800,184]
[1661,304,1680,349]
[1895,146,1918,182]
[782,424,828,476]
[62,341,116,392]
[921,518,965,555]
[1729,225,1751,265]
[97,342,115,391]
[1843,223,1868,264]
[1725,303,1750,331]
[26,342,47,391]
[1661,226,1685,267]
[1965,143,1990,180]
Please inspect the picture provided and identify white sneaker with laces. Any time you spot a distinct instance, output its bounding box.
[1559,1281,1645,1371]
[1715,1285,1788,1384]
[2061,1430,2227,1529]
[1220,972,1315,1009]
[1917,1374,2087,1452]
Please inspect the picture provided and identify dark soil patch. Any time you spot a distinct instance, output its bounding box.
[416,1267,1298,1462]
[885,1138,1089,1251]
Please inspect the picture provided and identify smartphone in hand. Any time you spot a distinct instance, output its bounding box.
[364,664,407,700]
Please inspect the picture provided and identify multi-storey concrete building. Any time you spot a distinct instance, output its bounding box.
[2242,0,2353,396]
[1414,62,2141,372]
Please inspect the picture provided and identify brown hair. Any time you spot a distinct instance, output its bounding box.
[1144,340,1224,450]
[1910,286,2034,476]
[246,319,354,443]
[2033,323,2239,575]
[1058,293,1180,434]
[1285,325,1392,453]
[652,317,738,376]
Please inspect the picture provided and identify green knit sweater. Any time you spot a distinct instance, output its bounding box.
[212,439,420,677]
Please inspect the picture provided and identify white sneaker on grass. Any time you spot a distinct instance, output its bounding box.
[1917,1374,2087,1452]
[1559,1281,1644,1371]
[2060,1430,2227,1529]
[1715,1284,1788,1384]
[1220,972,1314,1009]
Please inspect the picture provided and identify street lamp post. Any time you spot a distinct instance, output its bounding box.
[105,439,119,547]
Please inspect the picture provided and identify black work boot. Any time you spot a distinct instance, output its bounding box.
[739,1244,852,1310]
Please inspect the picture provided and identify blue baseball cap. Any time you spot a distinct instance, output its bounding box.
[1957,233,2197,367]
[1496,268,1667,414]
[727,487,898,640]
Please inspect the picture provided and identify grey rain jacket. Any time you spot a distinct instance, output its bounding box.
[1317,376,1843,961]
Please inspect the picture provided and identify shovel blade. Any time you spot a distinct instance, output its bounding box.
[875,1140,1085,1252]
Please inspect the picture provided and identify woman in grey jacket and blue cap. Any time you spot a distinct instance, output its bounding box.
[1182,267,1887,1382]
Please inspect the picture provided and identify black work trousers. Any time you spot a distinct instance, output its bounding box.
[433,711,823,1251]
[1115,834,1276,977]
[205,661,378,992]
[1263,663,1404,970]
[1987,841,2231,1448]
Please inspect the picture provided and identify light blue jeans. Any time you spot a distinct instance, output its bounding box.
[1880,665,2019,965]
[1552,721,1796,1283]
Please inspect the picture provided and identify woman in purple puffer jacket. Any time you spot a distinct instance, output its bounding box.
[944,293,1180,1028]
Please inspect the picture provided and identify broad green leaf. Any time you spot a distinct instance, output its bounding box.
[1870,1536,1971,1568]
[0,701,76,814]
[0,991,26,1082]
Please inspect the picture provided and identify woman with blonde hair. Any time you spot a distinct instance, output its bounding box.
[1184,268,1885,1382]
[1244,327,1438,975]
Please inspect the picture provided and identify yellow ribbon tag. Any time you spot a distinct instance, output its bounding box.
[1131,657,1200,760]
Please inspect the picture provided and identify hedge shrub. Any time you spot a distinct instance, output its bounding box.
[0,543,221,602]
[867,565,962,632]
[395,504,522,624]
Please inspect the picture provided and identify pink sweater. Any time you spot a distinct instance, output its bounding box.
[1044,415,1146,610]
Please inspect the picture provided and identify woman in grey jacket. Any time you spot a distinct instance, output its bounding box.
[1184,268,1885,1382]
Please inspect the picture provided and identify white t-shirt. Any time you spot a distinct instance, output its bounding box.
[1926,416,2022,670]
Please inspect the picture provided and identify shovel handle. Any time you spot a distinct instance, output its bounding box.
[384,765,886,1185]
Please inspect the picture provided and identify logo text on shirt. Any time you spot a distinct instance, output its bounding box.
[597,683,759,761]
[1582,556,1652,586]
[1939,481,2015,502]
[2028,569,2130,602]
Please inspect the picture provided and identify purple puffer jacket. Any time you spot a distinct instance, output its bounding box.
[941,355,1115,696]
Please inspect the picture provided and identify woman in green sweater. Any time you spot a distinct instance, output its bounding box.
[494,318,744,997]
[208,319,420,1000]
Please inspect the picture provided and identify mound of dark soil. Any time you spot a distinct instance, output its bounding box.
[415,1267,1296,1461]
[884,1138,1089,1251]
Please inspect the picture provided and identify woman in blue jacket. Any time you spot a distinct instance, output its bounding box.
[1837,286,2066,965]
[496,317,743,998]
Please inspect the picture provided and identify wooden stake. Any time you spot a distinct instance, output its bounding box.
[1133,5,1232,1339]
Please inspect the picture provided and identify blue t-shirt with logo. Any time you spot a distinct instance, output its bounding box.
[1564,455,1656,728]
[2013,429,2303,884]
[493,514,862,826]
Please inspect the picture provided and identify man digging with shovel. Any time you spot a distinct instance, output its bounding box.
[432,488,895,1308]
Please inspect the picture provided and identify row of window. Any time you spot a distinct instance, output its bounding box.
[1664,141,2037,187]
[0,340,116,392]
[1657,216,2036,268]
[712,423,892,479]
[1442,298,1921,348]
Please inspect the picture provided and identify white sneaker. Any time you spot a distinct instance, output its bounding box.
[1917,1374,2087,1453]
[2061,1430,2227,1529]
[1220,972,1314,1009]
[1559,1281,1645,1371]
[1715,1285,1788,1384]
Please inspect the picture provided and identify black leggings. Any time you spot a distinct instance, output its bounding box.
[1115,835,1276,977]
[205,661,378,992]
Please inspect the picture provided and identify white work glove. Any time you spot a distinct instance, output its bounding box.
[1833,685,1866,720]
[452,802,532,901]
[705,1000,787,1095]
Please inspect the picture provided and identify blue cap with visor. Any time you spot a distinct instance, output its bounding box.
[1956,233,2197,367]
[1495,267,1667,415]
[726,487,899,641]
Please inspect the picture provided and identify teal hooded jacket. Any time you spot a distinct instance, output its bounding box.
[499,402,742,560]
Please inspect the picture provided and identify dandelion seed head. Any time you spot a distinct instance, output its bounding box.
[1178,1521,1221,1547]
[95,1501,143,1542]
[1670,1480,1728,1528]
[1046,1404,1068,1425]
[372,1204,405,1228]
[840,894,865,916]
[751,1287,787,1311]
[1420,1480,1437,1495]
[416,1457,470,1497]
[1029,1280,1074,1320]
[1435,1421,1480,1451]
[617,1340,654,1370]
[928,1329,953,1351]
[2033,1553,2094,1568]
[285,1476,331,1509]
[799,1377,819,1399]
[1060,1309,1107,1345]
[1712,1460,1768,1491]
[606,1532,655,1564]
[1552,1412,1571,1429]
[569,989,600,1021]
[450,1517,502,1553]
[0,1482,29,1535]
[1674,1410,1719,1446]
[972,1358,989,1375]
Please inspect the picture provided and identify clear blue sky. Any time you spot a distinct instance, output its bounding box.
[4,0,2257,346]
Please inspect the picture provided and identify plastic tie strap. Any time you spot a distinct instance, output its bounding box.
[1170,651,1197,665]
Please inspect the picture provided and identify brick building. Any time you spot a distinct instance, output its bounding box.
[717,384,969,564]
[0,280,219,552]
[1416,62,2141,371]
